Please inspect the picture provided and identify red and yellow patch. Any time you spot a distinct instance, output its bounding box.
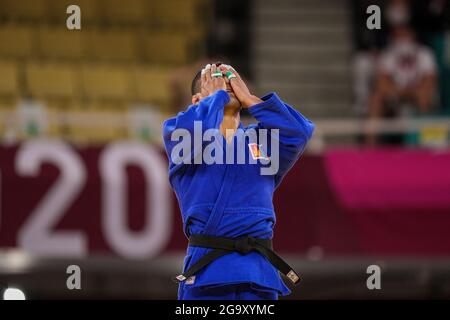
[248,143,269,160]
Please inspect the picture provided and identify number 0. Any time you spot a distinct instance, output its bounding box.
[99,142,171,259]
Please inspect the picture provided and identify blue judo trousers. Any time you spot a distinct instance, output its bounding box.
[163,90,314,300]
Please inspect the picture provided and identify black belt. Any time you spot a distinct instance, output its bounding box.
[172,235,301,286]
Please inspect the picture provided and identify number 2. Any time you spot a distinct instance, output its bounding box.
[15,140,87,257]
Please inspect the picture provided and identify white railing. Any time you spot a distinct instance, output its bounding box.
[1,110,450,148]
[314,117,450,135]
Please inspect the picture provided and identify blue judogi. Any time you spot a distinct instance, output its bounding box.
[163,89,314,300]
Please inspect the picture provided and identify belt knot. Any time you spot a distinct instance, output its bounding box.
[234,237,256,254]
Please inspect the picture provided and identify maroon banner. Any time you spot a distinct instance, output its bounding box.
[0,140,449,258]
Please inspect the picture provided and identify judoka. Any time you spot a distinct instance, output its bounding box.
[162,62,315,300]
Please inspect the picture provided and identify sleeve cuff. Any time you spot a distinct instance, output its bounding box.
[247,92,281,115]
[214,89,230,105]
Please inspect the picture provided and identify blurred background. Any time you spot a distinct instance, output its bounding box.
[0,0,450,299]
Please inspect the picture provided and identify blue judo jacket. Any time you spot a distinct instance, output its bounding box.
[163,89,314,296]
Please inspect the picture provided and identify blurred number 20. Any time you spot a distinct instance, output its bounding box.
[15,140,171,259]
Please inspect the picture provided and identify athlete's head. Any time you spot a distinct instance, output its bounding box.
[191,61,241,110]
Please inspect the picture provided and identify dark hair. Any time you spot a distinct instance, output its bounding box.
[191,61,223,96]
[191,69,202,96]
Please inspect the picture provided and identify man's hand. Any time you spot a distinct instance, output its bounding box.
[201,64,226,97]
[220,65,262,108]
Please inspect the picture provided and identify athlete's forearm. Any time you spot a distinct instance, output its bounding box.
[248,92,315,144]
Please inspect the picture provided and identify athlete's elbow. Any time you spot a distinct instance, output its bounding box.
[162,120,174,143]
[304,120,315,140]
[290,120,315,148]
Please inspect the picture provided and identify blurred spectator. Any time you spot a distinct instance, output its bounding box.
[367,26,438,144]
[370,27,437,114]
[352,49,379,116]
[369,26,436,142]
[352,0,449,117]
